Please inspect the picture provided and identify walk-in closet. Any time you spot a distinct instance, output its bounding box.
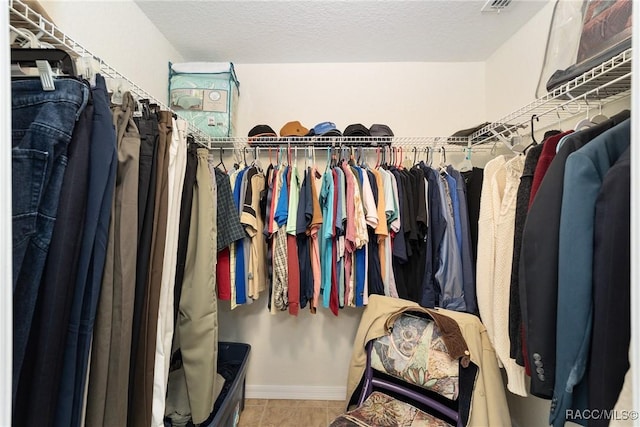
[3,1,639,426]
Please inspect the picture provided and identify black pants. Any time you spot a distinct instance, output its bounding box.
[128,113,159,419]
[367,228,384,296]
[173,143,198,321]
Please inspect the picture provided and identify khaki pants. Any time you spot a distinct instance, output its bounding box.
[86,92,140,427]
[166,148,220,425]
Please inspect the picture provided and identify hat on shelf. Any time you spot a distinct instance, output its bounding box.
[248,124,277,140]
[343,123,371,137]
[280,121,309,137]
[369,124,394,137]
[307,121,342,137]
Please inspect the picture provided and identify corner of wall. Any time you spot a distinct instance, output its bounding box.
[38,0,185,105]
[484,1,555,120]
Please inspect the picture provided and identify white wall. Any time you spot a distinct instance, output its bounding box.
[485,1,555,121]
[234,62,487,137]
[219,61,487,400]
[39,0,184,105]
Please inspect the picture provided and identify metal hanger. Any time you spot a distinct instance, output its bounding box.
[215,147,226,172]
[530,114,539,144]
[574,98,595,131]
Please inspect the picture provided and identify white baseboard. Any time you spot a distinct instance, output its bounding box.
[246,385,346,401]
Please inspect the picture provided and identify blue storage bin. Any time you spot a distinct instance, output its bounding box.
[165,342,251,427]
[205,342,251,427]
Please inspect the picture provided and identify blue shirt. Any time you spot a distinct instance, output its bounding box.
[233,169,247,304]
[335,167,346,235]
[319,170,334,308]
[274,166,289,227]
[445,172,463,255]
[435,174,465,311]
[354,167,366,306]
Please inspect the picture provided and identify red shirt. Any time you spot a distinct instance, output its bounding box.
[529,131,573,207]
[217,248,231,300]
[287,235,300,315]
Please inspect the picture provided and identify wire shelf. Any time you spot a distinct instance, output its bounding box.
[9,0,632,151]
[470,48,632,145]
[9,0,215,147]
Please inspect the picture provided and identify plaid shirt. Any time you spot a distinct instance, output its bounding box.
[272,225,289,311]
[215,167,247,251]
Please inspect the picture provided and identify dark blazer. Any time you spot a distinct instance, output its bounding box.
[508,143,543,367]
[588,147,630,427]
[519,110,630,400]
[552,119,631,427]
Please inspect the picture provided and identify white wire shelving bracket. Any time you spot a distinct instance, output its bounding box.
[9,0,632,151]
[470,48,632,146]
[8,0,214,147]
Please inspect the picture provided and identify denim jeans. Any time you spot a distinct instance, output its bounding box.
[12,78,89,403]
[14,93,94,427]
[54,74,118,427]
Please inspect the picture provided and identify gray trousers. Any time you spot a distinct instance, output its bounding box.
[86,92,140,427]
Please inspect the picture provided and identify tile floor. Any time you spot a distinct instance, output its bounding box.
[238,399,346,427]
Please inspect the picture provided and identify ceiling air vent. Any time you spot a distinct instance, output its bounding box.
[481,0,512,13]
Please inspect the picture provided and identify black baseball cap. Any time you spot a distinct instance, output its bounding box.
[344,123,371,137]
[369,124,394,137]
[248,124,277,139]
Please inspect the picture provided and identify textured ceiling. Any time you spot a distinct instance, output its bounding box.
[135,0,548,63]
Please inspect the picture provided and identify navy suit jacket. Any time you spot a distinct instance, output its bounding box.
[588,147,631,427]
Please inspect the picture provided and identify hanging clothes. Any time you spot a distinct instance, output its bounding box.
[12,77,89,408]
[14,88,93,427]
[215,166,246,301]
[272,165,289,311]
[421,164,446,308]
[449,166,477,315]
[241,165,267,301]
[151,117,188,427]
[520,110,630,400]
[552,119,631,427]
[129,103,160,425]
[129,110,171,427]
[588,146,630,427]
[296,168,314,309]
[435,169,466,312]
[88,91,142,427]
[507,142,544,370]
[460,167,483,271]
[165,148,220,426]
[308,166,323,312]
[55,75,118,427]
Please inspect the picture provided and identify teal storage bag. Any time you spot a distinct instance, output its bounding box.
[169,62,240,137]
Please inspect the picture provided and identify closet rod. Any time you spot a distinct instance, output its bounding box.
[8,0,213,148]
[204,136,472,149]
